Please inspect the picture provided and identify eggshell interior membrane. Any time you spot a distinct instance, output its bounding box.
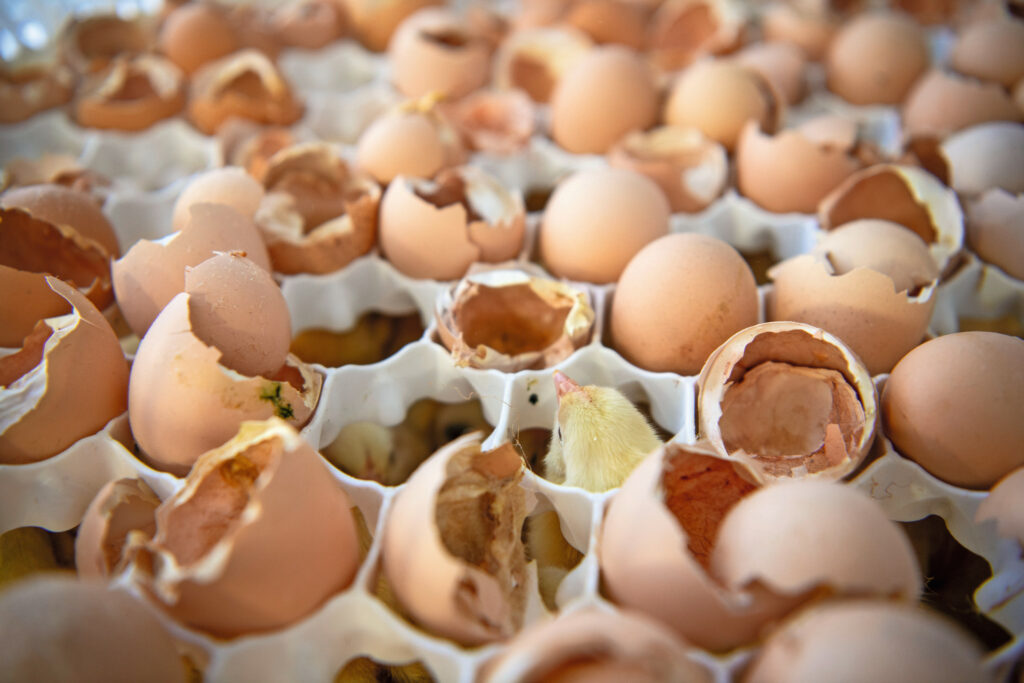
[0,576,185,683]
[75,477,160,579]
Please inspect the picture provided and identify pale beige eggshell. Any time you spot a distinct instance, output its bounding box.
[549,45,660,154]
[940,122,1024,196]
[539,167,669,284]
[610,233,758,375]
[478,607,712,683]
[158,2,239,75]
[127,292,321,475]
[0,268,129,464]
[75,477,160,579]
[388,8,491,100]
[646,0,747,72]
[664,59,783,152]
[341,0,443,52]
[760,3,837,61]
[171,167,265,232]
[73,54,186,132]
[112,202,271,338]
[902,69,1022,139]
[491,26,593,103]
[825,11,929,105]
[0,576,185,683]
[881,331,1024,489]
[731,41,808,106]
[355,105,464,184]
[381,432,532,646]
[976,466,1024,546]
[745,601,989,683]
[950,16,1024,89]
[378,166,525,280]
[965,188,1024,280]
[697,321,878,483]
[129,419,360,637]
[710,480,922,600]
[736,119,863,214]
[444,89,536,155]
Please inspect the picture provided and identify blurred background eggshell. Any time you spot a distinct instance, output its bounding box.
[171,167,265,232]
[491,26,593,103]
[902,69,1022,139]
[388,8,491,100]
[355,108,458,184]
[965,189,1024,280]
[731,41,808,106]
[158,3,239,75]
[940,122,1024,196]
[0,183,119,257]
[341,0,443,52]
[976,467,1024,546]
[949,16,1024,89]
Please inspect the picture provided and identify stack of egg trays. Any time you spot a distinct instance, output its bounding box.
[1,14,1023,683]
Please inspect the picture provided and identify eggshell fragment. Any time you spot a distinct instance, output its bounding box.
[965,189,1024,280]
[566,0,648,49]
[171,167,265,232]
[75,478,160,579]
[0,154,109,196]
[158,3,239,75]
[745,601,988,683]
[976,467,1024,546]
[760,3,837,61]
[940,122,1024,196]
[444,89,535,155]
[647,0,746,71]
[0,63,74,124]
[902,69,1022,138]
[731,41,807,106]
[436,268,594,371]
[1,183,119,258]
[341,0,443,52]
[388,8,491,100]
[881,331,1024,489]
[379,166,525,280]
[0,576,185,683]
[492,26,592,103]
[129,419,360,637]
[698,322,877,483]
[355,100,464,184]
[60,14,153,75]
[950,16,1024,89]
[381,432,532,646]
[0,268,129,464]
[272,0,347,50]
[73,54,187,132]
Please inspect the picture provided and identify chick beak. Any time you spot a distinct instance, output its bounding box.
[553,370,582,399]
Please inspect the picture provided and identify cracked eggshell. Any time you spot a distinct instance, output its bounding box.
[731,41,807,106]
[0,62,74,124]
[59,14,153,75]
[75,477,160,579]
[128,419,360,637]
[388,8,491,100]
[760,3,837,61]
[697,321,877,483]
[965,189,1024,281]
[0,268,129,464]
[171,167,265,232]
[744,601,988,683]
[355,101,465,184]
[646,0,747,72]
[492,26,593,104]
[976,467,1024,546]
[113,202,271,338]
[381,432,533,646]
[255,143,381,275]
[341,0,443,52]
[902,69,1022,139]
[478,607,712,683]
[607,125,728,213]
[379,166,525,281]
[272,0,347,50]
[444,89,535,155]
[767,219,938,375]
[950,16,1024,89]
[73,54,186,132]
[940,122,1024,197]
[435,268,594,371]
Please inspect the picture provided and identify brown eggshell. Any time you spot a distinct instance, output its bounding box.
[610,233,758,375]
[341,0,443,52]
[0,576,185,683]
[127,292,321,475]
[646,0,747,71]
[902,69,1022,138]
[113,202,271,338]
[158,3,239,75]
[697,321,878,483]
[0,63,74,124]
[965,189,1024,280]
[1,184,119,257]
[539,168,670,284]
[355,103,464,184]
[950,16,1024,89]
[379,166,525,280]
[75,478,160,579]
[188,50,304,136]
[60,14,152,75]
[881,331,1024,489]
[940,122,1024,196]
[0,268,129,464]
[0,154,109,196]
[73,54,186,132]
[444,89,536,155]
[607,126,728,213]
[976,467,1024,546]
[549,45,660,155]
[491,26,593,103]
[745,601,988,683]
[171,167,265,232]
[272,0,347,50]
[566,0,648,49]
[388,8,491,100]
[129,419,360,637]
[478,607,712,683]
[732,41,807,106]
[760,3,837,61]
[736,120,863,214]
[826,12,929,105]
[381,432,531,646]
[664,59,783,152]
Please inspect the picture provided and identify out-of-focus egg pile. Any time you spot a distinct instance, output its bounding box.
[1,0,1023,680]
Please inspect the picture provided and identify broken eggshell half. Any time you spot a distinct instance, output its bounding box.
[75,477,160,579]
[381,431,537,647]
[697,321,877,484]
[435,267,595,371]
[379,166,525,281]
[73,53,186,132]
[254,142,381,275]
[126,418,360,638]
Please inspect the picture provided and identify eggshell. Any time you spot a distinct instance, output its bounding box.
[75,477,160,579]
[0,576,185,683]
[73,54,186,132]
[171,167,265,232]
[940,122,1024,196]
[0,154,108,197]
[129,419,360,637]
[355,104,464,184]
[491,26,592,103]
[566,0,648,49]
[381,432,532,646]
[646,0,746,71]
[0,63,74,124]
[478,607,712,683]
[60,14,153,75]
[881,331,1024,489]
[731,41,807,105]
[610,233,758,375]
[341,0,443,52]
[950,16,1024,89]
[158,3,239,75]
[745,601,988,683]
[379,166,525,280]
[760,3,837,61]
[113,202,271,338]
[444,89,535,155]
[0,268,129,464]
[539,168,669,284]
[549,46,660,154]
[965,189,1024,280]
[976,467,1024,546]
[698,321,878,483]
[664,59,783,152]
[1,184,119,258]
[272,0,347,50]
[902,69,1022,138]
[388,8,491,100]
[826,12,929,105]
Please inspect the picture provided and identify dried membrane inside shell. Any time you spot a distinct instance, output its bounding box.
[73,54,186,132]
[436,268,594,371]
[128,419,360,637]
[647,0,747,71]
[381,433,533,646]
[254,143,381,274]
[379,166,525,280]
[0,62,74,124]
[0,267,129,464]
[608,126,728,213]
[188,49,304,135]
[698,322,877,483]
[75,478,160,579]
